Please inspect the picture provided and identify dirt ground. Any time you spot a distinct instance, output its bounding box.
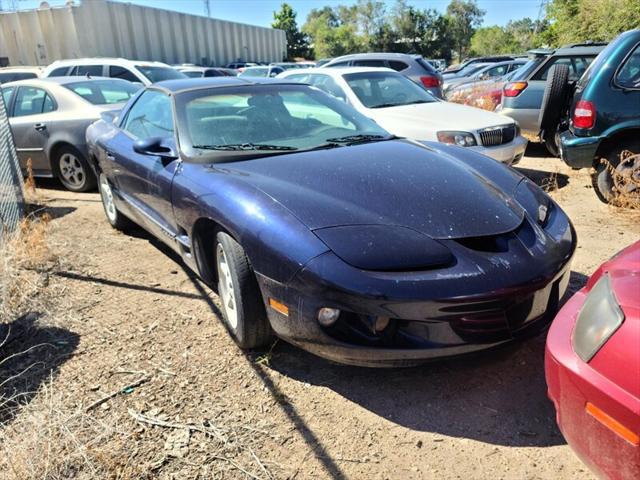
[2,144,639,479]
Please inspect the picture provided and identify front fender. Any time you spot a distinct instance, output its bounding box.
[172,164,329,283]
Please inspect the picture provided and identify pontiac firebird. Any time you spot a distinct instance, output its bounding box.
[86,77,576,367]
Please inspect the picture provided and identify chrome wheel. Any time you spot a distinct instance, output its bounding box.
[217,243,238,329]
[59,153,85,188]
[99,175,117,223]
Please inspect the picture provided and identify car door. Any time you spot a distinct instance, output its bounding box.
[106,88,180,239]
[8,85,57,175]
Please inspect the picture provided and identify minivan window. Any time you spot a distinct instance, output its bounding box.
[48,66,69,77]
[109,65,140,83]
[616,43,640,89]
[135,65,186,83]
[72,65,104,76]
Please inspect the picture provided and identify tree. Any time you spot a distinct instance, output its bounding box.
[446,0,485,61]
[272,3,310,60]
[470,26,517,56]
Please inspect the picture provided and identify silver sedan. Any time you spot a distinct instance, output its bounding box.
[1,77,140,191]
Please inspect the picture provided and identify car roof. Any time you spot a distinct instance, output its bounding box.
[0,66,43,71]
[3,75,120,87]
[329,52,421,62]
[46,58,172,67]
[153,77,305,93]
[528,44,606,57]
[280,66,394,77]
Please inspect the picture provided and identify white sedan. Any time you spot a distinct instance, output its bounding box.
[278,67,527,164]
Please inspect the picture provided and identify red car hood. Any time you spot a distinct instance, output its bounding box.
[588,241,640,398]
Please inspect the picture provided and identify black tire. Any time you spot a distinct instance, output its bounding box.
[98,173,134,231]
[538,64,571,157]
[52,145,97,192]
[592,140,640,204]
[215,232,272,349]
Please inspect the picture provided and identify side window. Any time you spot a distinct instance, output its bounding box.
[326,61,350,68]
[535,56,595,81]
[13,87,56,117]
[388,61,408,72]
[484,65,508,78]
[49,66,70,77]
[308,75,347,101]
[616,44,640,89]
[109,65,140,83]
[74,65,104,76]
[352,59,386,68]
[2,87,15,113]
[122,90,174,139]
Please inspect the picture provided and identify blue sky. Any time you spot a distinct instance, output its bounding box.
[16,0,544,27]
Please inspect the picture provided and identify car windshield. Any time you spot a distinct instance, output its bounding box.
[510,58,544,81]
[135,65,186,83]
[64,79,141,105]
[175,84,391,160]
[239,68,269,77]
[343,71,436,109]
[458,63,490,76]
[182,70,203,78]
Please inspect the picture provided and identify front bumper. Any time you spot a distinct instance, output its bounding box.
[545,292,640,479]
[257,212,575,367]
[471,135,528,165]
[559,130,601,169]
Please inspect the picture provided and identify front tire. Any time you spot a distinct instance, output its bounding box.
[53,145,96,192]
[99,173,133,231]
[593,141,640,204]
[215,232,272,349]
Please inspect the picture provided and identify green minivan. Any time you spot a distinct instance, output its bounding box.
[559,29,640,203]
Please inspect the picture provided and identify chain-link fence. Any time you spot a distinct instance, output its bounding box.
[0,81,25,240]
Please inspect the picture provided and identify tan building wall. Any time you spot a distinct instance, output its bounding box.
[0,0,286,66]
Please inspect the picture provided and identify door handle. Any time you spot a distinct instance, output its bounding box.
[34,123,47,131]
[105,150,116,161]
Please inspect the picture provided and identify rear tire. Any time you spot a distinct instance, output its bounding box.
[99,173,133,231]
[52,145,96,192]
[538,65,571,157]
[592,140,640,204]
[215,232,272,349]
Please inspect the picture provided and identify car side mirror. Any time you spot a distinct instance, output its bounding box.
[100,110,118,124]
[133,137,178,163]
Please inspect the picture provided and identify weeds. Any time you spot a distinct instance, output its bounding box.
[599,151,640,209]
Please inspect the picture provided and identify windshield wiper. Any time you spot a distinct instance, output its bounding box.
[193,143,298,151]
[324,134,397,145]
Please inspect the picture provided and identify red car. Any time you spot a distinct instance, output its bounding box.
[546,241,640,479]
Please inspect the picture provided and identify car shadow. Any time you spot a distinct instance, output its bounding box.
[524,142,551,158]
[134,224,580,451]
[0,312,79,424]
[515,167,570,191]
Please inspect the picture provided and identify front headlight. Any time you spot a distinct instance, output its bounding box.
[436,131,477,147]
[572,274,625,362]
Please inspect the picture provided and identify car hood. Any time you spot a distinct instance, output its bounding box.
[219,140,525,240]
[367,101,514,134]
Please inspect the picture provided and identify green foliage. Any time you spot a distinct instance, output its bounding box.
[545,0,640,46]
[446,0,485,60]
[303,0,455,61]
[272,3,310,60]
[470,18,548,56]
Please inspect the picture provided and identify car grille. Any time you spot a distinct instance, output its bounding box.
[478,125,516,147]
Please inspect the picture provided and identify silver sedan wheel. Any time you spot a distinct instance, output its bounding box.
[59,153,86,188]
[217,243,238,329]
[99,175,117,223]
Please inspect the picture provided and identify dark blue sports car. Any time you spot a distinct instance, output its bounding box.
[87,77,576,367]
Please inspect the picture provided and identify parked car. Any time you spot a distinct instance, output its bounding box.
[86,77,575,367]
[546,240,640,480]
[555,29,640,203]
[43,58,186,85]
[315,58,332,67]
[270,62,308,71]
[279,67,528,164]
[1,77,140,191]
[444,55,518,74]
[447,70,520,111]
[442,62,491,81]
[175,66,237,78]
[0,66,44,83]
[225,62,258,71]
[321,52,444,98]
[425,58,447,71]
[238,66,285,78]
[443,59,527,95]
[496,43,606,153]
